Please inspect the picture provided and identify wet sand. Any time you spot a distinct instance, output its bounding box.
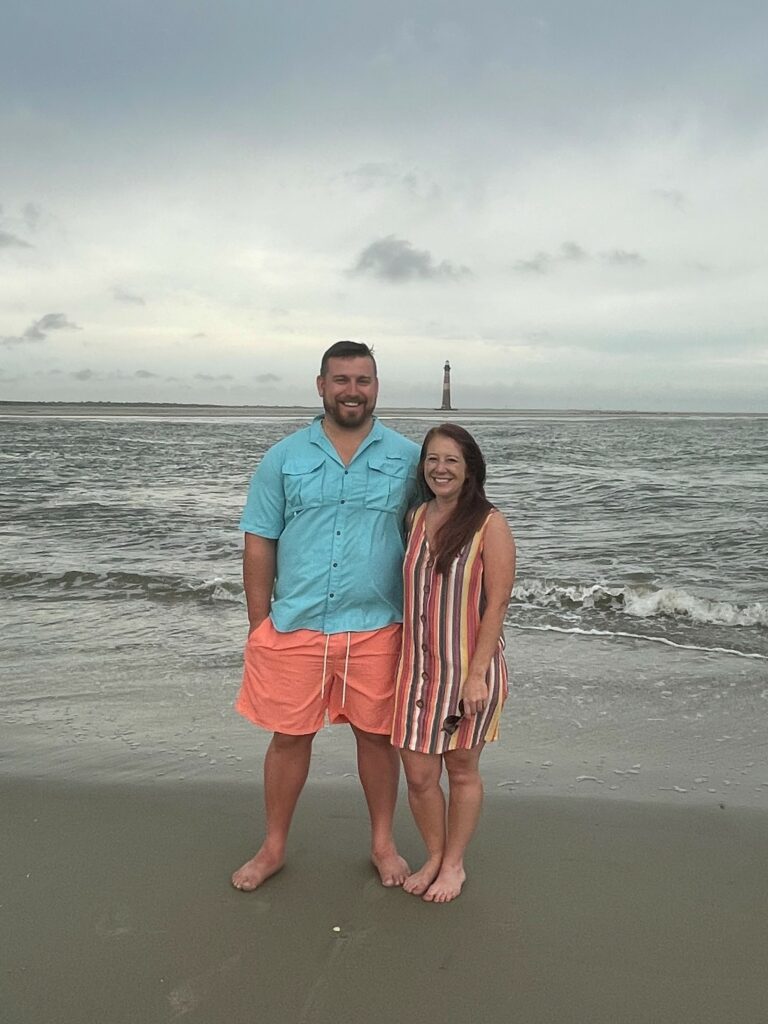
[3,774,768,1024]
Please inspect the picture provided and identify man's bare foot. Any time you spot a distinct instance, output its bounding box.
[371,846,410,887]
[231,846,284,891]
[403,856,442,896]
[423,864,466,903]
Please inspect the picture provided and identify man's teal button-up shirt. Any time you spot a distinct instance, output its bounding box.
[240,416,421,633]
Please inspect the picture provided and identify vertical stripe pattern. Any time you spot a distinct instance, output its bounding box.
[391,504,508,754]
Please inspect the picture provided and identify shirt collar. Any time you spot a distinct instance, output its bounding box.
[310,414,382,464]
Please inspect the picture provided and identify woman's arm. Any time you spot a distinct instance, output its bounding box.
[460,513,517,716]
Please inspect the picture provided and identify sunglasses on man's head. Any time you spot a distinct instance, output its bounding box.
[441,700,465,735]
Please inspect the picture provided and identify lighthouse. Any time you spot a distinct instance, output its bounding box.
[440,360,452,410]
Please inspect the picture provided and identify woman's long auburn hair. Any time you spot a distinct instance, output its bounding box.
[419,423,493,573]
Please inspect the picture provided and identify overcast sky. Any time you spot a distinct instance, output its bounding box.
[2,0,767,411]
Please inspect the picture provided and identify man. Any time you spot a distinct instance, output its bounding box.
[232,340,420,891]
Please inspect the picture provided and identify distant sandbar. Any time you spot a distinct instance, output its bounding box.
[1,401,761,419]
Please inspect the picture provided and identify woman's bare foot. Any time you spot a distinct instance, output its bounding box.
[423,864,466,903]
[371,846,410,887]
[403,856,442,896]
[231,845,284,891]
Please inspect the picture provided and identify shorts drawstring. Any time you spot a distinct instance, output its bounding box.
[341,632,351,708]
[320,631,352,707]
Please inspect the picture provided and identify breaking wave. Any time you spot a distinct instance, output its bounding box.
[512,579,767,629]
[0,569,243,605]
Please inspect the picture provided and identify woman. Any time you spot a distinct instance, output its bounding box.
[391,423,516,903]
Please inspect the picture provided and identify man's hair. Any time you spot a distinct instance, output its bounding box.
[319,340,377,378]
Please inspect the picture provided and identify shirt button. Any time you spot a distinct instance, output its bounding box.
[415,699,424,708]
[340,499,346,504]
[330,593,335,598]
[336,530,341,536]
[344,470,349,475]
[332,562,338,568]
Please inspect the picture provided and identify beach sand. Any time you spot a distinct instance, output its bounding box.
[3,773,768,1024]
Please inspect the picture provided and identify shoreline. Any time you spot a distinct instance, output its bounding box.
[3,630,767,809]
[4,772,768,1024]
[2,401,766,419]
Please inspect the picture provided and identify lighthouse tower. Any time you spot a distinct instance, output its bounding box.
[440,360,452,410]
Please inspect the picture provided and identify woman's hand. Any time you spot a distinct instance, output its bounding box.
[461,673,490,716]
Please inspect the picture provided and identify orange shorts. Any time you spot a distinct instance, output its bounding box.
[235,619,402,735]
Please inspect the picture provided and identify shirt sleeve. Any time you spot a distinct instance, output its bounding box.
[238,445,286,538]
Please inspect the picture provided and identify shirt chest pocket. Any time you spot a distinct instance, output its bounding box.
[365,455,409,513]
[281,456,325,512]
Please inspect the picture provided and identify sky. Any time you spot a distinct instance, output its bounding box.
[1,0,767,411]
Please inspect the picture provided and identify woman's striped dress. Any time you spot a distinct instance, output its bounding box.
[391,503,508,754]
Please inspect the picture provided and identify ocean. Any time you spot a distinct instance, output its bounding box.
[2,410,766,800]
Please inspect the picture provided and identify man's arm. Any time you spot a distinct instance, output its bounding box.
[243,533,277,633]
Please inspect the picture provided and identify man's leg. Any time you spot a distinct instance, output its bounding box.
[399,749,446,896]
[422,744,484,903]
[350,725,410,886]
[231,731,315,891]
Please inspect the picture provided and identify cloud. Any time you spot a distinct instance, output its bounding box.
[1,312,81,346]
[513,251,552,274]
[254,373,281,383]
[351,235,471,282]
[134,369,158,378]
[33,313,81,335]
[344,163,439,200]
[560,241,588,262]
[113,286,146,306]
[194,373,234,381]
[654,188,685,210]
[514,242,589,273]
[22,203,41,231]
[72,369,94,381]
[0,229,32,249]
[601,249,646,266]
[514,242,646,273]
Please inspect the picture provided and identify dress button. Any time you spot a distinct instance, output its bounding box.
[415,699,424,708]
[420,615,427,623]
[421,644,428,652]
[426,559,434,568]
[424,585,430,594]
[421,672,428,681]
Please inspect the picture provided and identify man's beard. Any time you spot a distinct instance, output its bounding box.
[323,396,373,428]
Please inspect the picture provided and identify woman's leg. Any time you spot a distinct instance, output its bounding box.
[423,743,484,903]
[399,749,446,895]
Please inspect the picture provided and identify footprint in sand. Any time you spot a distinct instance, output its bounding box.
[168,979,199,1017]
[168,954,243,1017]
[94,905,133,938]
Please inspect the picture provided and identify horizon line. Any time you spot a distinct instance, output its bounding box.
[1,399,766,417]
